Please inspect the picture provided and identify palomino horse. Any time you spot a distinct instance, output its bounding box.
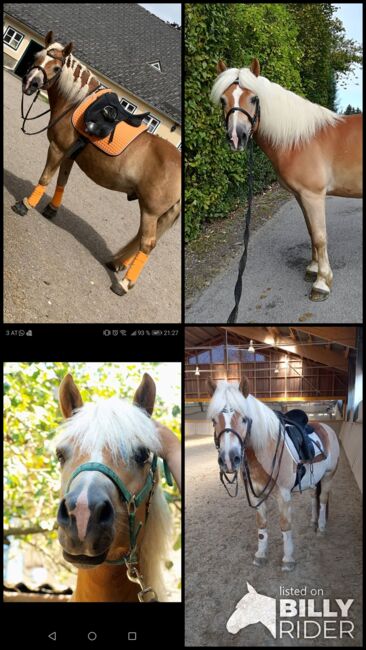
[56,372,178,601]
[12,31,181,295]
[211,59,362,302]
[207,378,339,571]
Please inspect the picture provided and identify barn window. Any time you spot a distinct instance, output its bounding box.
[143,115,161,133]
[4,26,24,50]
[120,98,137,113]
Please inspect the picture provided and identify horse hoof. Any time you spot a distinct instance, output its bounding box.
[42,204,58,220]
[304,270,317,282]
[282,561,296,572]
[310,288,329,302]
[312,523,318,532]
[11,200,28,216]
[253,556,267,567]
[317,528,326,537]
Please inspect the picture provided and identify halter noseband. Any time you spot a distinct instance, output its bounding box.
[66,455,172,602]
[224,81,260,137]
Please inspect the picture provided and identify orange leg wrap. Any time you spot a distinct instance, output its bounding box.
[50,185,65,209]
[125,251,149,285]
[25,184,46,208]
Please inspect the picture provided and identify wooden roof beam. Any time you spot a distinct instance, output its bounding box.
[224,326,348,372]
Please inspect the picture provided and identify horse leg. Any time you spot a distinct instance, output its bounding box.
[11,141,64,216]
[277,489,296,571]
[298,191,333,301]
[42,157,75,219]
[294,194,319,282]
[311,486,319,531]
[316,468,336,535]
[253,501,268,567]
[108,200,180,294]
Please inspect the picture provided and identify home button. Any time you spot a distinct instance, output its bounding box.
[88,631,97,641]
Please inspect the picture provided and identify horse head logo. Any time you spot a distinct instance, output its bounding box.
[227,582,276,638]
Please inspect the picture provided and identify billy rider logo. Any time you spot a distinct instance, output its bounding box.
[226,583,354,639]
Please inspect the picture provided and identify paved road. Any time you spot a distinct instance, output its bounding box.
[185,435,362,647]
[4,70,181,323]
[186,197,362,324]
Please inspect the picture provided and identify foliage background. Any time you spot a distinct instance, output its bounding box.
[4,362,181,590]
[185,3,362,241]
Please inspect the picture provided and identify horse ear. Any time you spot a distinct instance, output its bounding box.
[239,377,250,398]
[63,42,73,57]
[247,581,256,594]
[217,60,227,74]
[45,31,54,47]
[207,379,217,397]
[59,374,83,419]
[134,373,156,416]
[250,58,260,77]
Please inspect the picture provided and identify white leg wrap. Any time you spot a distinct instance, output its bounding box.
[318,503,327,531]
[282,530,294,563]
[255,528,268,558]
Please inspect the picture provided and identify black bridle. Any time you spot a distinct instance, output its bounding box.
[223,80,260,139]
[21,48,102,135]
[214,415,252,498]
[214,412,285,507]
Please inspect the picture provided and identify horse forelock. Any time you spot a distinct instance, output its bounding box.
[56,396,161,464]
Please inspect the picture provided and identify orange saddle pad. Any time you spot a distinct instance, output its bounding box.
[72,89,148,156]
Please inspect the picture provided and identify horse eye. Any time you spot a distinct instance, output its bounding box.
[56,448,65,465]
[53,66,61,72]
[251,96,257,104]
[134,447,150,465]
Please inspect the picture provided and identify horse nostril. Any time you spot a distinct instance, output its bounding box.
[234,455,241,465]
[95,500,114,525]
[218,456,224,467]
[57,498,70,526]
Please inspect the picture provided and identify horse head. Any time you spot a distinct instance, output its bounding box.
[56,372,161,570]
[211,59,261,151]
[207,377,251,474]
[22,30,73,95]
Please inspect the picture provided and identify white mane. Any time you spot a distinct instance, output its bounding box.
[43,42,100,102]
[211,66,344,149]
[56,396,161,464]
[208,380,280,451]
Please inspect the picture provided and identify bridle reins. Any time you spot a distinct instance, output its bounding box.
[21,48,102,135]
[66,455,173,602]
[214,411,285,507]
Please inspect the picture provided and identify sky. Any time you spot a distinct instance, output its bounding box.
[332,4,362,111]
[139,3,181,26]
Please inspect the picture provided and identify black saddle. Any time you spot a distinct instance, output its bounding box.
[274,409,315,462]
[84,92,150,139]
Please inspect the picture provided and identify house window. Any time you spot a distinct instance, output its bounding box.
[4,26,24,50]
[143,115,160,133]
[120,98,137,113]
[150,61,161,72]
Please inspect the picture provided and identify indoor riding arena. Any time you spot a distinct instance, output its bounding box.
[185,326,362,647]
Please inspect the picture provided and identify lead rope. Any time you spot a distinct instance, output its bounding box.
[227,137,254,323]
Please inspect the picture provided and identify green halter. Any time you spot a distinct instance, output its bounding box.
[66,455,173,567]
